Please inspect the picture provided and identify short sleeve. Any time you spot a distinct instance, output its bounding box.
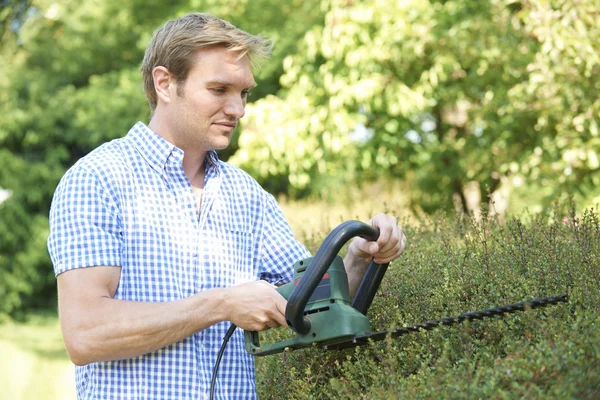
[258,193,311,285]
[47,165,123,276]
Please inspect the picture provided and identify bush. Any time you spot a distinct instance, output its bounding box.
[256,203,600,399]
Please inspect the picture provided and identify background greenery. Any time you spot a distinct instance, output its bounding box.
[0,0,598,398]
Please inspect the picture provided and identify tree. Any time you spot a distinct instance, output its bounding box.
[231,0,600,214]
[0,0,31,41]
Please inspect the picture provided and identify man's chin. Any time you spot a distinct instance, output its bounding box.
[209,138,232,152]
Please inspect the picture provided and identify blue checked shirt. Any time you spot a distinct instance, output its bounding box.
[48,122,310,399]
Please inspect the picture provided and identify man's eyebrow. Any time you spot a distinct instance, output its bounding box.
[205,80,257,89]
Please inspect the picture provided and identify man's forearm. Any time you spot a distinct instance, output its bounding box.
[61,289,227,366]
[343,252,370,298]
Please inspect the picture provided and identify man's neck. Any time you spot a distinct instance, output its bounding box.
[148,116,207,188]
[183,155,206,190]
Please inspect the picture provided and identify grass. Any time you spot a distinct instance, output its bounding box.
[0,312,76,400]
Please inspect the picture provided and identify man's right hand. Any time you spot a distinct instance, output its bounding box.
[222,281,288,331]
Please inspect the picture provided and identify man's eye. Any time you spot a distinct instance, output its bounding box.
[212,88,226,93]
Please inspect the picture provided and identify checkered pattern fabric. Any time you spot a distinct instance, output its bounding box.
[48,122,310,399]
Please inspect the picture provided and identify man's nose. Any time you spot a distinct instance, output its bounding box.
[223,95,246,119]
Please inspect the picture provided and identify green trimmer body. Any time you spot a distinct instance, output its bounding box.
[244,220,390,356]
[244,255,373,356]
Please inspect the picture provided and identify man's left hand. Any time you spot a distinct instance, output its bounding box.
[347,213,407,264]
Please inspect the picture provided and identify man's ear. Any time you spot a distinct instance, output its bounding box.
[152,66,174,104]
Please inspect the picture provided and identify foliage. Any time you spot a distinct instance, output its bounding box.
[0,0,322,317]
[256,203,599,399]
[231,0,600,213]
[0,0,31,41]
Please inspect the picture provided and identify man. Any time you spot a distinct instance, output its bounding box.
[48,12,406,399]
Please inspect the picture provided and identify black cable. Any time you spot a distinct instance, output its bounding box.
[209,323,238,400]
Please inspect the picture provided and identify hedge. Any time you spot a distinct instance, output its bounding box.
[255,203,599,399]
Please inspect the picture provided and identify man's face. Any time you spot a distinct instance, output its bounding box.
[168,46,256,154]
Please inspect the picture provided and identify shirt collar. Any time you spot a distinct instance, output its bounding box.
[127,121,221,174]
[204,149,221,172]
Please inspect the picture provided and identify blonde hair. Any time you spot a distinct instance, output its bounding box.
[141,13,273,111]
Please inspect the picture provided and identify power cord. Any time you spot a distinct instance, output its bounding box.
[209,323,237,400]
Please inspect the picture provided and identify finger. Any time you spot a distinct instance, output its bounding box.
[373,224,402,262]
[255,281,288,328]
[266,320,281,329]
[371,214,396,246]
[374,227,407,263]
[350,236,378,259]
[376,223,400,255]
[399,227,407,252]
[368,214,397,255]
[273,293,289,328]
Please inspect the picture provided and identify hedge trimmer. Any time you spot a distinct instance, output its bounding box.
[210,221,567,398]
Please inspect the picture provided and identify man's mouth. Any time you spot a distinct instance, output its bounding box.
[213,121,237,129]
[214,121,237,128]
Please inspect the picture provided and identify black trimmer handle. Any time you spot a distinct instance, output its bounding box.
[351,259,390,315]
[286,220,386,334]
